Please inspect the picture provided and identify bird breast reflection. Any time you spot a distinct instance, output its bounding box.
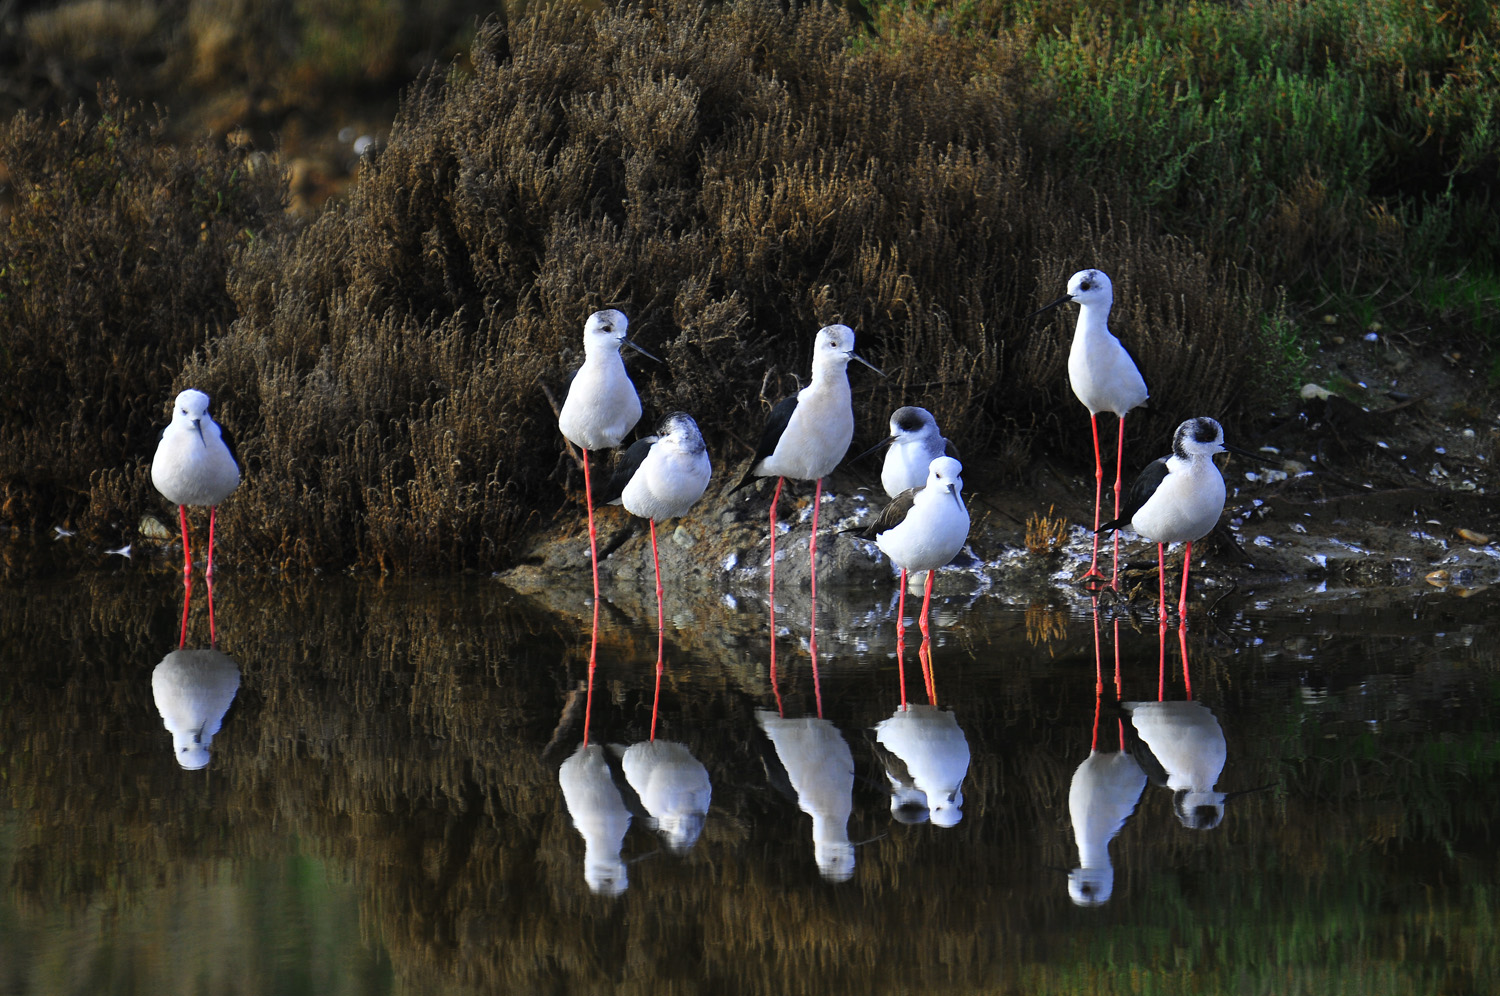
[558,744,632,897]
[1123,699,1229,831]
[620,740,711,854]
[151,648,241,770]
[756,710,856,883]
[873,705,970,828]
[1067,750,1146,906]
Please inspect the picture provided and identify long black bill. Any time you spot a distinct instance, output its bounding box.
[852,435,896,464]
[1223,442,1281,469]
[851,352,885,377]
[624,339,661,363]
[1024,294,1072,320]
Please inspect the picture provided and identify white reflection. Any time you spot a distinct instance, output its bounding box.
[1123,700,1229,830]
[873,705,970,827]
[151,648,240,770]
[756,710,855,882]
[620,740,711,854]
[1067,750,1146,906]
[558,744,632,896]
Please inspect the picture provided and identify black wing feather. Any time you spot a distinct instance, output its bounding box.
[850,486,919,540]
[595,436,655,508]
[730,394,799,494]
[1098,455,1168,534]
[219,423,241,468]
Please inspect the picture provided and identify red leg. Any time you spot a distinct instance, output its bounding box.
[811,479,826,718]
[178,572,192,648]
[1090,596,1103,752]
[650,518,664,741]
[1158,611,1168,701]
[1178,540,1193,628]
[206,505,218,580]
[581,449,599,604]
[1179,623,1194,700]
[919,569,937,704]
[768,476,784,717]
[896,569,908,710]
[1082,412,1104,580]
[1157,541,1168,626]
[1111,414,1128,590]
[178,504,192,581]
[583,584,599,747]
[206,571,217,646]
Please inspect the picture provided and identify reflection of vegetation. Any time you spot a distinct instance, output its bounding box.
[1,577,1497,992]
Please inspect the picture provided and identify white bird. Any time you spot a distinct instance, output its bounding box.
[756,710,856,882]
[1067,749,1147,905]
[557,309,658,601]
[854,456,971,645]
[1099,417,1251,625]
[620,739,712,853]
[1121,699,1229,831]
[853,406,958,498]
[151,647,241,770]
[730,325,882,603]
[874,704,971,828]
[1029,269,1149,587]
[151,389,240,579]
[558,743,633,896]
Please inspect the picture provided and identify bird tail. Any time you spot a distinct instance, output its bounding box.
[1096,516,1126,536]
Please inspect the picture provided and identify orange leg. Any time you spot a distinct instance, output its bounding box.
[1080,413,1105,582]
[768,476,784,717]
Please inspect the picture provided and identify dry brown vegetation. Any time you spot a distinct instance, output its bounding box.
[4,0,1277,573]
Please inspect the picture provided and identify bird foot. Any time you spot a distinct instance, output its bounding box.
[1072,568,1111,593]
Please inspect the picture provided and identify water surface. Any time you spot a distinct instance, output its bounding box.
[2,567,1496,994]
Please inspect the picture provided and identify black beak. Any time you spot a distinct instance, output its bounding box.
[193,419,205,445]
[1025,294,1072,320]
[624,339,661,363]
[852,435,896,464]
[1223,443,1281,469]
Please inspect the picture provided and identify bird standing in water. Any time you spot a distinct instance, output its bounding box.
[1029,269,1148,587]
[557,309,658,601]
[151,389,240,581]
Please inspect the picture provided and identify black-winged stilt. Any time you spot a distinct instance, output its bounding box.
[1029,269,1148,587]
[873,704,970,828]
[151,647,241,770]
[557,309,658,601]
[619,740,712,853]
[730,324,881,679]
[151,389,240,580]
[1098,416,1251,625]
[855,456,970,665]
[854,405,958,498]
[1121,699,1230,831]
[596,411,712,721]
[756,710,856,882]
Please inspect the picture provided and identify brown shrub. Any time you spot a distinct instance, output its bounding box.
[0,88,285,536]
[3,1,1276,573]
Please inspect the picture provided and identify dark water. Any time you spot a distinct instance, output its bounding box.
[1,565,1497,995]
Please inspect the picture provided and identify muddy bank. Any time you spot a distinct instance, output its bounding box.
[502,345,1499,614]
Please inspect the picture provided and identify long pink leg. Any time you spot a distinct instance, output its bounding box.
[1090,597,1103,752]
[650,518,664,741]
[178,572,192,648]
[206,505,219,580]
[583,583,599,747]
[1178,540,1194,628]
[1179,623,1194,700]
[581,449,599,603]
[1082,413,1105,580]
[919,569,937,704]
[1111,415,1128,590]
[896,569,908,710]
[1157,541,1168,626]
[178,505,192,582]
[1158,613,1168,701]
[206,571,217,646]
[768,477,784,716]
[809,477,823,719]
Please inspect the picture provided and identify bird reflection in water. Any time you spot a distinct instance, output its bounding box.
[620,739,712,854]
[1123,623,1240,832]
[151,646,241,770]
[756,710,856,883]
[1066,598,1145,906]
[873,704,970,828]
[558,743,633,897]
[871,603,970,827]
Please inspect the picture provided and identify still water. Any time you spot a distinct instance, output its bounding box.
[1,565,1496,995]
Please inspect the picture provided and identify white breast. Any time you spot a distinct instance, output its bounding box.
[151,429,240,507]
[1068,329,1148,417]
[1130,460,1225,544]
[558,352,641,451]
[756,380,854,482]
[621,444,712,522]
